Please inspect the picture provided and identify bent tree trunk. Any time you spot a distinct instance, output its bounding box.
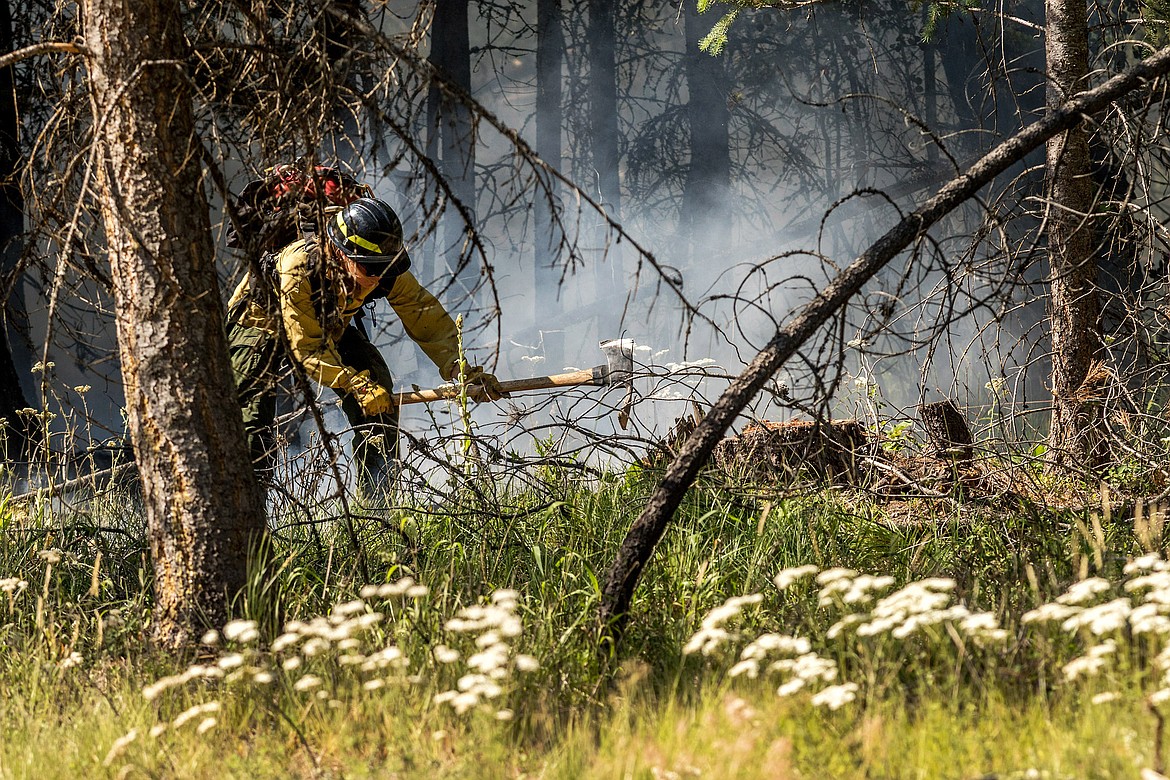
[598,46,1170,642]
[82,0,266,647]
[1045,0,1103,473]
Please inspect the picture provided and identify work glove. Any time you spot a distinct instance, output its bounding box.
[461,365,508,403]
[348,370,392,416]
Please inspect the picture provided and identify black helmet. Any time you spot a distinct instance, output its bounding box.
[326,197,411,276]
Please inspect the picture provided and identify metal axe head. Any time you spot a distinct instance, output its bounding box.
[599,338,634,387]
[599,339,636,429]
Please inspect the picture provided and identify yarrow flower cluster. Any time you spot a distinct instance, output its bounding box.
[682,594,763,656]
[107,579,541,769]
[433,589,539,716]
[685,566,1008,711]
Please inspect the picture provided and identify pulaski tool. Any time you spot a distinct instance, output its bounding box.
[395,338,637,427]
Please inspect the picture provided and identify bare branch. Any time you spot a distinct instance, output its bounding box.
[598,43,1170,641]
[0,40,87,69]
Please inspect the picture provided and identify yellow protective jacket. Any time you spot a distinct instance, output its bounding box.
[228,239,460,393]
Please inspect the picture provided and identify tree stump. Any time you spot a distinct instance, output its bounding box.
[918,400,973,461]
[712,418,868,482]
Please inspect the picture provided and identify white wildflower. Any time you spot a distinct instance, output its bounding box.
[293,674,323,692]
[1056,577,1111,605]
[1062,654,1107,681]
[495,709,515,721]
[302,637,330,657]
[272,632,302,652]
[741,633,810,660]
[1126,554,1168,574]
[1022,602,1082,624]
[1061,599,1131,635]
[361,577,420,599]
[811,682,859,710]
[683,594,763,655]
[1151,688,1170,706]
[59,651,83,670]
[331,600,367,618]
[38,549,62,565]
[776,678,805,696]
[828,614,866,639]
[252,671,274,685]
[196,718,217,735]
[433,645,460,664]
[363,679,385,691]
[217,654,245,670]
[773,565,818,591]
[222,620,259,644]
[1127,572,1170,594]
[1091,691,1119,704]
[728,659,760,678]
[282,657,302,671]
[200,630,220,646]
[514,654,539,672]
[815,568,857,586]
[0,578,28,595]
[172,702,221,729]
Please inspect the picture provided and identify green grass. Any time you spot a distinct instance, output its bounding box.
[0,470,1164,778]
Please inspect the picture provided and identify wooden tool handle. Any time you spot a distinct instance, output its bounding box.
[394,367,603,406]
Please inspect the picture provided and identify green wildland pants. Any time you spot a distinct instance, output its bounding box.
[227,318,400,492]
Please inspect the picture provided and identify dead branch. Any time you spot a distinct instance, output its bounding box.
[597,43,1170,643]
[0,40,87,69]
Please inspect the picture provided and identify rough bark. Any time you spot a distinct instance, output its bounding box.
[81,0,266,647]
[919,400,974,461]
[535,0,564,367]
[1044,0,1103,473]
[598,46,1170,640]
[680,2,732,251]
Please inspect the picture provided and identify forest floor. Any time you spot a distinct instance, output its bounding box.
[0,463,1167,779]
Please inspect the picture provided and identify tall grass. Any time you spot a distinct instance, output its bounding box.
[0,469,1164,778]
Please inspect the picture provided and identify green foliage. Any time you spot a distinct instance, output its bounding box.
[1146,0,1170,49]
[696,1,773,56]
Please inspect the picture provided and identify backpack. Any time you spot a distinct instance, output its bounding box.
[227,162,371,254]
[229,163,403,326]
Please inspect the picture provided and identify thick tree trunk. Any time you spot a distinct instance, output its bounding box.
[81,0,266,647]
[1044,0,1103,473]
[0,0,36,463]
[535,0,564,367]
[597,47,1170,642]
[680,3,732,251]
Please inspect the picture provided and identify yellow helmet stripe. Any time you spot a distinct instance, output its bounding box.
[335,212,384,254]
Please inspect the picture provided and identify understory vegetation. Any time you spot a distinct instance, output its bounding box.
[2,464,1168,779]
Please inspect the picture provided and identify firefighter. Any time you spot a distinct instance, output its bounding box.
[225,196,503,491]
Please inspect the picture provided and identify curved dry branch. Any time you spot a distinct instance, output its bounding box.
[0,39,87,69]
[597,43,1170,641]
